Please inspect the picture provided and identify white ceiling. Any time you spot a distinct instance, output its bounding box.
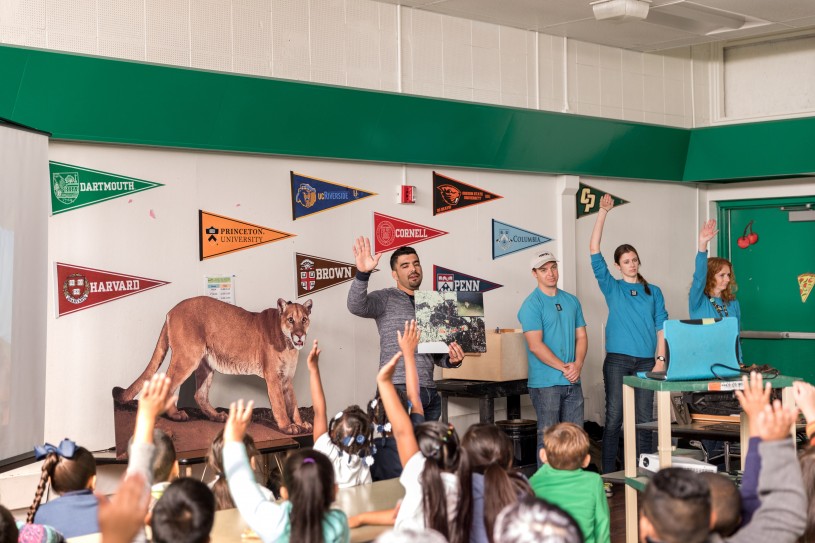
[374,0,815,51]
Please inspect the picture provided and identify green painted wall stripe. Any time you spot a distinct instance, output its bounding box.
[1,44,813,184]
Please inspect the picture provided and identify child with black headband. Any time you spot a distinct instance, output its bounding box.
[307,339,374,487]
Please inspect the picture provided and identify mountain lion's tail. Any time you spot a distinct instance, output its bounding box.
[112,320,169,402]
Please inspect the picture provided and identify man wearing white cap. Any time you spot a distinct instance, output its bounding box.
[517,251,588,463]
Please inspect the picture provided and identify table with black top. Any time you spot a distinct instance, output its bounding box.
[435,378,528,423]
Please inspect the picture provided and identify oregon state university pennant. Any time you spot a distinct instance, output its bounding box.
[433,266,503,293]
[373,213,448,253]
[291,172,376,220]
[433,172,502,215]
[295,253,377,297]
[492,219,553,259]
[199,211,295,260]
[50,162,163,215]
[55,263,169,317]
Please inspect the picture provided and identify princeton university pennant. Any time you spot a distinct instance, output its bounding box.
[291,172,376,220]
[55,263,169,317]
[492,220,553,259]
[576,183,629,218]
[373,213,448,253]
[433,265,503,293]
[50,162,163,215]
[199,211,295,260]
[295,253,377,297]
[433,172,502,215]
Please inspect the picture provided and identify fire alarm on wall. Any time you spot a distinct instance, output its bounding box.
[398,185,416,204]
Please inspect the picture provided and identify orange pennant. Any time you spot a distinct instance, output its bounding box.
[199,210,295,260]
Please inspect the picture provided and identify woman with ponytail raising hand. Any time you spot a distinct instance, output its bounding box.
[589,194,668,480]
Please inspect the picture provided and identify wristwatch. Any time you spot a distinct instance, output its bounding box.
[656,355,666,363]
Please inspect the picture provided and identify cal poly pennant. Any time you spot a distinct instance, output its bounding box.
[576,183,629,218]
[492,220,553,259]
[433,172,502,215]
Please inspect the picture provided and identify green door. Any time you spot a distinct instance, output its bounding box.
[719,196,815,382]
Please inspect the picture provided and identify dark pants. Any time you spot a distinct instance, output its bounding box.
[602,353,655,473]
[393,384,442,422]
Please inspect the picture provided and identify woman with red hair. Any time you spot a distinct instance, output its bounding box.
[690,219,742,358]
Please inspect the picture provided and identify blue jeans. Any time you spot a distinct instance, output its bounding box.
[529,384,584,466]
[393,385,442,422]
[602,353,655,473]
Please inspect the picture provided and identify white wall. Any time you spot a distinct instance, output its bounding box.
[0,0,695,128]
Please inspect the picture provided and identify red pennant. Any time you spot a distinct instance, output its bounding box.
[372,213,448,253]
[55,263,169,317]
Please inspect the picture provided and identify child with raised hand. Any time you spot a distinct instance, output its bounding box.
[373,346,469,543]
[792,380,815,543]
[96,472,150,543]
[369,321,427,482]
[528,422,609,543]
[207,429,273,510]
[733,371,772,526]
[460,423,533,543]
[308,339,375,488]
[223,399,350,543]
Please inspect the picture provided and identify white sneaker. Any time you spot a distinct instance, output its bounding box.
[604,482,614,498]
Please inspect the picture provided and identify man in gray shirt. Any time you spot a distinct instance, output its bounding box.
[347,236,465,421]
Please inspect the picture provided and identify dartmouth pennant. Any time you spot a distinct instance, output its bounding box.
[295,253,378,298]
[55,263,169,317]
[433,266,502,293]
[433,172,502,215]
[492,220,553,259]
[50,162,163,215]
[576,183,629,218]
[291,172,376,220]
[200,211,294,260]
[373,213,448,253]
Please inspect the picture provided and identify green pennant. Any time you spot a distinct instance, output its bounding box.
[50,162,164,215]
[576,183,629,218]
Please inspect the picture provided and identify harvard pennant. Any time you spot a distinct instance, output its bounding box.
[291,172,376,220]
[433,172,502,215]
[492,220,553,259]
[199,211,294,260]
[295,253,377,297]
[50,162,163,215]
[433,266,503,293]
[373,213,448,253]
[55,263,169,317]
[576,183,629,218]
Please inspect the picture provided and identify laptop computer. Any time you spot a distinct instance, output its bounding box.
[640,317,741,381]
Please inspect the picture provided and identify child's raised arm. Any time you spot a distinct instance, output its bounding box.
[589,193,614,254]
[397,320,423,417]
[377,353,419,467]
[307,340,328,440]
[132,374,175,446]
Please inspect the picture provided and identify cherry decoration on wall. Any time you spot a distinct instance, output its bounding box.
[737,220,759,249]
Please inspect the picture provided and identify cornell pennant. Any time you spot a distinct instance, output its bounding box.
[396,228,427,237]
[90,279,140,293]
[80,181,136,191]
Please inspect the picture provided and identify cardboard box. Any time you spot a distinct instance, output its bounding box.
[442,329,528,381]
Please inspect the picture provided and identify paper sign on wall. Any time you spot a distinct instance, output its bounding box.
[433,172,502,215]
[576,183,628,218]
[199,210,295,260]
[433,265,502,293]
[373,213,447,253]
[205,275,236,304]
[492,219,552,259]
[295,253,376,297]
[55,263,169,317]
[50,162,163,215]
[291,172,376,220]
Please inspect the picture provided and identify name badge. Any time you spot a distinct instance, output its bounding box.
[630,290,638,296]
[555,303,563,311]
